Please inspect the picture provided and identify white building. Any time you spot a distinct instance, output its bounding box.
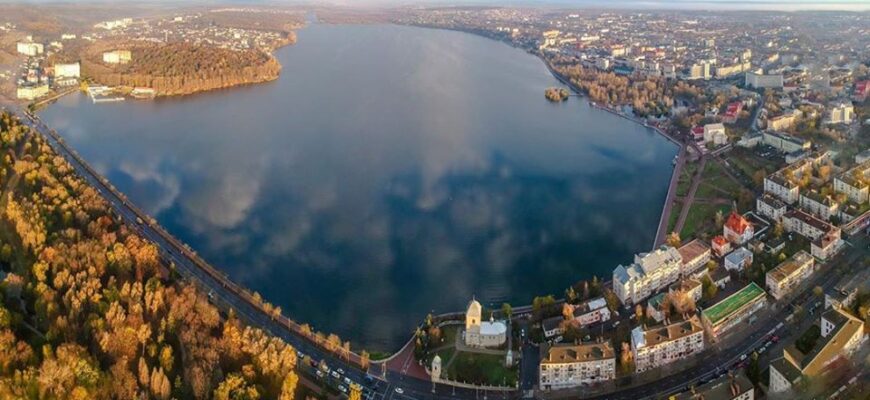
[613,246,682,306]
[677,239,711,278]
[811,227,843,261]
[16,84,49,100]
[464,298,507,348]
[103,50,132,64]
[632,315,705,372]
[539,342,615,390]
[723,212,754,245]
[782,209,836,241]
[568,297,611,326]
[703,123,728,146]
[762,131,810,154]
[833,161,869,204]
[756,194,787,222]
[724,247,753,272]
[673,373,754,400]
[799,191,838,221]
[826,103,854,124]
[765,251,815,300]
[16,41,43,56]
[53,62,80,79]
[764,174,800,204]
[745,70,783,89]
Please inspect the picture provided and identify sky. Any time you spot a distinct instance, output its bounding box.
[3,0,870,11]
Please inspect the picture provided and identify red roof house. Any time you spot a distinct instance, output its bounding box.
[724,212,753,245]
[854,80,869,102]
[723,101,743,123]
[711,235,731,257]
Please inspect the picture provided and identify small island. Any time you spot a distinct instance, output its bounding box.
[544,87,570,102]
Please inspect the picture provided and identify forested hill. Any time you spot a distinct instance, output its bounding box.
[0,111,299,399]
[81,40,291,97]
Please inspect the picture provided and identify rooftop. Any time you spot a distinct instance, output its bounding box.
[673,373,753,400]
[786,308,863,376]
[634,315,704,349]
[678,239,711,264]
[702,282,766,326]
[766,250,814,284]
[542,342,615,364]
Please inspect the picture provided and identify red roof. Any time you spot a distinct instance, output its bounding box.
[724,102,742,118]
[712,236,729,247]
[692,126,704,137]
[856,81,869,96]
[725,212,752,235]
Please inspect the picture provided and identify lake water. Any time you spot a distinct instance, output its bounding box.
[40,24,677,351]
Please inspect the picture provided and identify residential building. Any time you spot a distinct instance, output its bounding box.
[677,239,711,278]
[811,227,842,261]
[745,70,783,89]
[724,247,753,272]
[647,293,666,323]
[765,251,815,300]
[542,316,565,341]
[782,209,836,241]
[613,246,682,306]
[669,278,703,304]
[103,50,132,64]
[711,236,731,257]
[762,131,810,153]
[715,61,751,78]
[768,114,797,131]
[539,342,615,390]
[709,267,731,289]
[756,194,787,222]
[825,286,858,311]
[701,283,767,338]
[16,41,43,56]
[569,297,611,326]
[854,80,869,102]
[723,212,753,245]
[16,84,49,100]
[763,174,799,204]
[631,315,705,372]
[799,190,838,221]
[826,103,854,124]
[769,308,864,393]
[723,101,743,124]
[704,123,728,146]
[833,161,869,204]
[673,373,754,400]
[53,62,80,78]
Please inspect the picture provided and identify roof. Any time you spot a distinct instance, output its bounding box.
[542,316,563,332]
[770,357,802,384]
[480,320,507,336]
[702,282,766,326]
[648,292,666,309]
[724,247,752,264]
[678,239,711,264]
[725,212,752,235]
[542,342,615,364]
[784,209,834,233]
[766,250,814,284]
[788,308,864,376]
[673,373,753,400]
[635,315,704,349]
[758,193,787,209]
[573,297,608,316]
[712,235,730,248]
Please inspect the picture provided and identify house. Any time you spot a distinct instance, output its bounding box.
[677,239,712,278]
[569,297,611,326]
[673,372,754,400]
[632,315,705,372]
[765,251,815,300]
[539,342,616,390]
[825,285,858,311]
[613,246,682,306]
[704,123,728,146]
[542,316,565,341]
[723,212,753,245]
[701,283,767,338]
[769,308,864,394]
[756,194,787,222]
[711,236,731,257]
[724,247,753,272]
[669,278,703,304]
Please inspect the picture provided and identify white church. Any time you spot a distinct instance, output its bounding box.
[463,298,507,348]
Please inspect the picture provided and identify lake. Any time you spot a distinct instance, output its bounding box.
[40,24,677,351]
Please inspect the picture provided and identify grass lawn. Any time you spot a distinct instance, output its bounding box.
[681,203,732,239]
[795,325,821,354]
[725,148,782,186]
[447,352,517,387]
[696,161,742,199]
[667,202,683,233]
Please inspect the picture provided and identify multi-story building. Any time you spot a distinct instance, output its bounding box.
[722,101,743,124]
[16,41,43,56]
[811,227,842,261]
[723,212,753,245]
[631,315,705,372]
[53,62,81,78]
[673,373,755,400]
[16,84,49,100]
[677,239,711,278]
[703,123,727,146]
[613,246,682,306]
[826,103,854,124]
[711,236,731,258]
[782,209,836,241]
[769,308,864,393]
[715,61,751,78]
[799,190,838,221]
[756,194,787,222]
[833,161,869,204]
[765,251,815,300]
[542,316,565,341]
[768,114,797,131]
[764,174,800,204]
[724,247,753,271]
[103,50,132,64]
[539,342,615,390]
[745,70,783,89]
[762,131,810,153]
[701,283,767,337]
[568,297,611,326]
[669,278,703,304]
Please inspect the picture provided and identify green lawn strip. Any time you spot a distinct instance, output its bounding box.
[447,352,517,387]
[681,203,732,239]
[667,202,682,233]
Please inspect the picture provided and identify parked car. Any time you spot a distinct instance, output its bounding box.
[395,388,404,394]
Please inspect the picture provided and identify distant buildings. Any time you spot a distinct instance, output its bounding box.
[703,123,728,146]
[769,308,864,394]
[765,251,815,300]
[539,342,615,390]
[16,84,49,100]
[16,41,43,56]
[464,299,506,348]
[715,61,751,78]
[613,246,682,306]
[745,70,783,89]
[826,103,854,125]
[53,62,81,79]
[701,283,766,338]
[103,50,132,64]
[631,315,705,372]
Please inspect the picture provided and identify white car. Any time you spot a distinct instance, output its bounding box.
[394,388,404,394]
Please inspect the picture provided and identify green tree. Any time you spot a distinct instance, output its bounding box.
[501,303,512,319]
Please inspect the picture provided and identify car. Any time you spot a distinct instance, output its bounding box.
[331,371,340,379]
[337,368,345,375]
[316,370,324,378]
[395,388,404,394]
[339,385,348,394]
[739,354,747,361]
[613,321,620,327]
[344,377,352,385]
